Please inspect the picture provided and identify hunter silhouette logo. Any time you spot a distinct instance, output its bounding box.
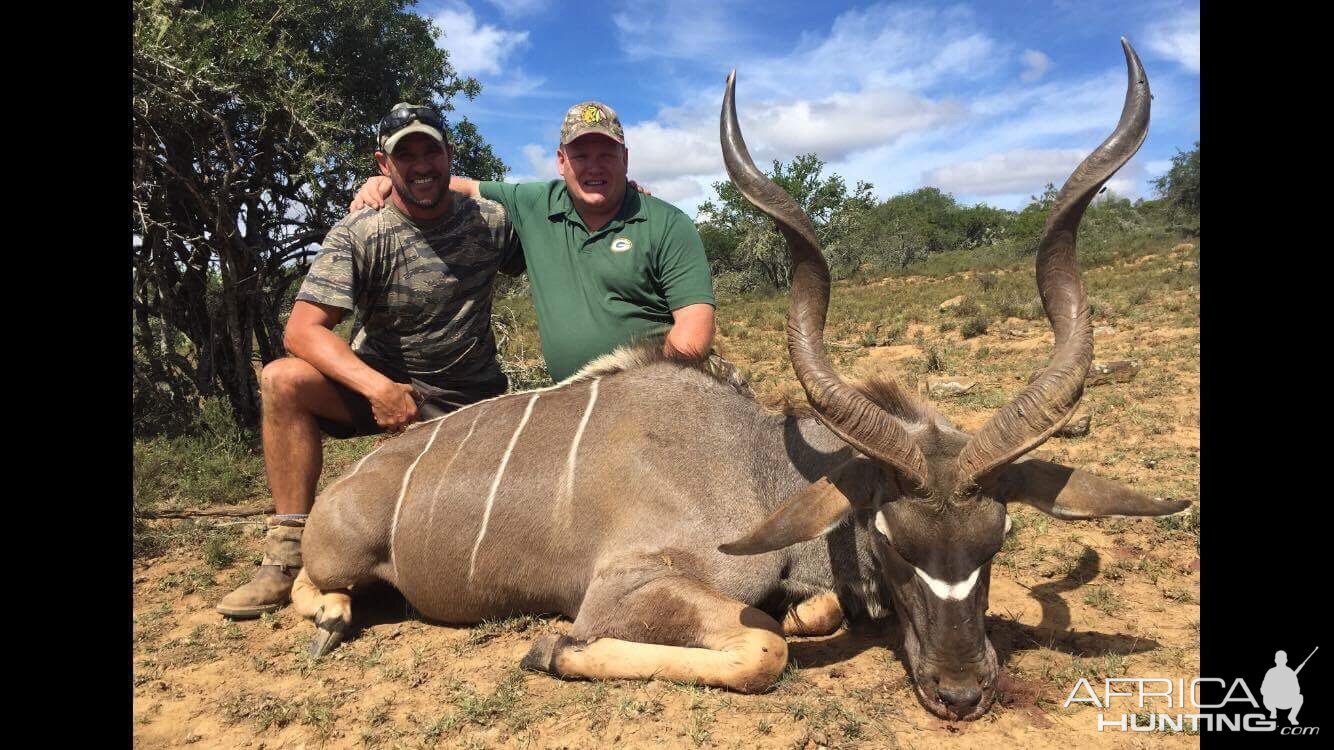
[1264,647,1316,725]
[582,105,604,124]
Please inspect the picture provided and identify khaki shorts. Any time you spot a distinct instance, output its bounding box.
[316,373,506,439]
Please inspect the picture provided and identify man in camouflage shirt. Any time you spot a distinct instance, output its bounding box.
[217,103,523,618]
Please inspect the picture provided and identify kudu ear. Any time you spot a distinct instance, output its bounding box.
[985,457,1191,520]
[719,458,872,556]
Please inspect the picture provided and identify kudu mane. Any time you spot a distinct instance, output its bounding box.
[569,340,940,432]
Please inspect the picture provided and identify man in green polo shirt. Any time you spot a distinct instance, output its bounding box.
[353,101,716,381]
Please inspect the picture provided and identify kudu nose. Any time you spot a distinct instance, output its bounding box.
[936,684,982,715]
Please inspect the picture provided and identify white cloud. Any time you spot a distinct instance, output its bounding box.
[1144,159,1172,177]
[924,149,1087,196]
[519,143,559,181]
[482,0,548,18]
[612,1,749,61]
[742,4,998,96]
[748,90,962,161]
[640,176,712,204]
[1142,7,1200,73]
[1020,49,1051,83]
[432,1,529,77]
[624,121,719,181]
[484,70,547,98]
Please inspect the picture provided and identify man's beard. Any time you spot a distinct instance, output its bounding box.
[391,172,445,209]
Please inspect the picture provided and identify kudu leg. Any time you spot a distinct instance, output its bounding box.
[521,576,788,693]
[291,567,353,657]
[782,591,844,637]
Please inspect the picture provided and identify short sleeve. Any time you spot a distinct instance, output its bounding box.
[479,180,557,234]
[471,194,526,277]
[652,211,716,311]
[295,225,358,312]
[499,224,526,276]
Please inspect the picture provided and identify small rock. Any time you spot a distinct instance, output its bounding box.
[1173,242,1196,253]
[938,294,965,311]
[1005,328,1029,339]
[1093,325,1117,337]
[1054,413,1091,438]
[927,377,976,398]
[1086,360,1140,386]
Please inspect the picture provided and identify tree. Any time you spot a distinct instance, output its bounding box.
[1152,141,1200,235]
[697,154,873,290]
[132,0,506,434]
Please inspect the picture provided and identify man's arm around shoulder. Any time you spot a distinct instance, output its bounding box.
[350,175,481,211]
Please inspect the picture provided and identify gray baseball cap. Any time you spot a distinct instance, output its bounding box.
[378,103,449,153]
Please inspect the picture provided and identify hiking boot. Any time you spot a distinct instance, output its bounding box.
[216,517,304,619]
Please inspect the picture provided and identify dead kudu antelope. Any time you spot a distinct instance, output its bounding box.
[293,40,1185,721]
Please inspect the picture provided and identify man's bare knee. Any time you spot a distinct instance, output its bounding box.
[262,358,322,412]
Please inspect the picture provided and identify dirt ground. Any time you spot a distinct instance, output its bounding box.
[133,249,1200,749]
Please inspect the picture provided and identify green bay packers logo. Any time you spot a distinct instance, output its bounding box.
[609,237,634,253]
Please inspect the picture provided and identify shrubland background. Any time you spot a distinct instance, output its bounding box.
[132,0,1200,457]
[133,4,1200,745]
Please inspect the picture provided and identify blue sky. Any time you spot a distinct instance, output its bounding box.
[420,0,1200,217]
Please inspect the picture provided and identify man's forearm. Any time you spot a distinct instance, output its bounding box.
[285,325,395,397]
[448,176,481,197]
[663,321,714,360]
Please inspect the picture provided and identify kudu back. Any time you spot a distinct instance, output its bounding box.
[295,40,1189,721]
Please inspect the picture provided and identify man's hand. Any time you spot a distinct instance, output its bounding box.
[367,379,419,431]
[351,176,394,212]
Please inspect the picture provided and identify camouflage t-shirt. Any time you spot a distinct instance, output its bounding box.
[296,194,524,398]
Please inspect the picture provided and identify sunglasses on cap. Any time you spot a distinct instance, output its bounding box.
[377,106,447,141]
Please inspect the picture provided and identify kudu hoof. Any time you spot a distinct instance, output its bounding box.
[520,633,573,674]
[308,607,349,658]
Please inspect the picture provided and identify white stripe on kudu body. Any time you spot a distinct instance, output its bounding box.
[559,379,601,509]
[469,392,541,582]
[424,406,488,534]
[389,418,449,581]
[875,512,982,601]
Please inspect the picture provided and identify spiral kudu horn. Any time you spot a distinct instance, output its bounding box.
[720,70,930,491]
[954,39,1151,490]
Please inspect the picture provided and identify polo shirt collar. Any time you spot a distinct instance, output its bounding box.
[547,181,648,232]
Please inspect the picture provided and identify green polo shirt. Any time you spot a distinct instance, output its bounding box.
[479,180,715,381]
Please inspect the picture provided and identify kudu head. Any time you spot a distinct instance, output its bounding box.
[718,40,1190,721]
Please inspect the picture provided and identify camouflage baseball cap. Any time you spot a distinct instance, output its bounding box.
[559,101,625,146]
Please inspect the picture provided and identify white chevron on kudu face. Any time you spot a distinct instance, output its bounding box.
[913,566,981,601]
[875,511,982,601]
[469,392,542,583]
